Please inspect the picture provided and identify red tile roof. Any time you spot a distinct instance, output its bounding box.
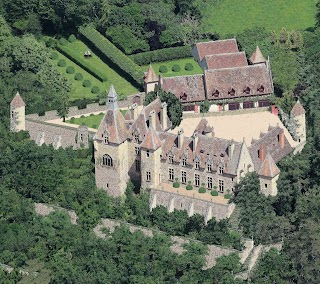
[140,126,162,150]
[203,52,248,70]
[10,92,25,108]
[258,152,280,178]
[250,46,266,64]
[195,39,239,61]
[144,65,158,83]
[291,100,305,116]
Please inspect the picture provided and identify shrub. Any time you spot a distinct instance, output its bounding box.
[172,64,181,72]
[70,117,75,123]
[68,34,77,43]
[91,86,100,94]
[74,73,83,81]
[198,187,206,193]
[59,38,68,46]
[66,66,75,74]
[173,182,180,188]
[129,46,192,65]
[211,190,219,196]
[90,113,94,116]
[159,65,168,73]
[57,59,66,67]
[185,62,194,71]
[83,80,91,87]
[80,115,85,118]
[186,184,193,190]
[49,52,59,60]
[92,124,97,129]
[224,194,231,199]
[99,112,104,115]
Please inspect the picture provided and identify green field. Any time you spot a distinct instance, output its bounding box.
[50,52,106,101]
[58,40,139,95]
[198,0,317,35]
[143,58,203,77]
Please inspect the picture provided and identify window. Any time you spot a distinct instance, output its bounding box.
[207,163,212,172]
[134,133,139,143]
[219,166,224,174]
[135,147,140,155]
[102,154,113,167]
[103,132,109,144]
[135,159,140,171]
[146,150,150,157]
[195,174,200,187]
[257,85,265,93]
[168,154,173,164]
[212,90,219,98]
[207,177,213,189]
[182,157,187,167]
[243,87,250,94]
[80,133,84,142]
[195,160,200,170]
[265,183,268,188]
[277,134,280,142]
[146,171,151,182]
[181,171,186,184]
[257,149,260,159]
[169,168,174,181]
[228,88,236,96]
[219,180,224,193]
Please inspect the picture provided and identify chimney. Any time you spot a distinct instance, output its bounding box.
[259,144,265,161]
[161,102,168,130]
[228,139,235,159]
[192,132,198,152]
[279,131,285,149]
[149,110,156,129]
[178,129,184,149]
[130,103,139,120]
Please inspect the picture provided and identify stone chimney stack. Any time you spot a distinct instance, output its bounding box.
[161,102,168,130]
[178,129,184,149]
[149,110,156,129]
[279,131,285,149]
[260,143,265,161]
[130,103,139,120]
[192,132,198,152]
[228,139,235,159]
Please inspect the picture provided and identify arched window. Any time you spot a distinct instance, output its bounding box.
[102,154,113,167]
[228,88,236,96]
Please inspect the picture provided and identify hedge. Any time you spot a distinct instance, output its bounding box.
[129,45,192,65]
[68,34,77,43]
[59,38,68,46]
[79,26,143,86]
[66,66,75,74]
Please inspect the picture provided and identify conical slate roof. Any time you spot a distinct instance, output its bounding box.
[10,92,25,108]
[258,152,280,178]
[140,126,162,150]
[144,65,158,83]
[291,100,305,116]
[250,46,266,64]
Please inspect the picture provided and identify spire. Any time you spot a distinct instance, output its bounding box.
[250,46,266,64]
[10,92,25,108]
[144,65,158,83]
[258,152,280,178]
[107,85,118,110]
[291,100,305,116]
[140,126,162,150]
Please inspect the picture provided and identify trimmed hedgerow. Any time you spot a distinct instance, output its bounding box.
[211,190,219,196]
[172,64,181,72]
[68,34,77,43]
[79,26,143,85]
[185,62,194,71]
[82,80,91,87]
[57,59,66,67]
[159,65,168,73]
[59,38,68,46]
[91,86,100,94]
[50,52,59,60]
[66,66,75,74]
[74,73,83,81]
[129,45,192,65]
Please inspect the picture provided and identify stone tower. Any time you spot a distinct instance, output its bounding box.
[144,65,159,94]
[291,100,306,152]
[10,92,25,132]
[94,85,129,197]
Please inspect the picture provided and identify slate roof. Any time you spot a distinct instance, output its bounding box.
[144,65,158,83]
[195,39,239,61]
[202,52,248,70]
[291,100,305,116]
[10,92,25,108]
[161,75,206,103]
[250,46,266,64]
[204,64,273,100]
[258,152,280,178]
[140,126,162,150]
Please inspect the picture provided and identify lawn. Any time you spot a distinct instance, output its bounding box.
[198,0,317,35]
[58,40,139,96]
[50,51,106,101]
[142,58,203,77]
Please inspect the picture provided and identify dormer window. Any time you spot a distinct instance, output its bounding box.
[180,93,188,101]
[103,132,109,144]
[168,154,173,164]
[257,85,265,93]
[207,163,212,172]
[243,86,251,94]
[228,88,236,96]
[195,160,200,170]
[219,165,224,174]
[212,89,220,98]
[134,133,139,143]
[182,157,187,166]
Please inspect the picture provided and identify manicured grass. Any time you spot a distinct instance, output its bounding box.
[58,40,139,95]
[50,51,106,101]
[142,58,203,77]
[198,0,317,35]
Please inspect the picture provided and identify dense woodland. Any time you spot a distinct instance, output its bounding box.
[1,0,320,283]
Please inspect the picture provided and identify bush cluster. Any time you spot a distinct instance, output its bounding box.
[198,187,206,194]
[59,38,68,46]
[79,26,143,85]
[66,66,75,74]
[173,181,180,188]
[184,63,194,71]
[50,52,59,60]
[211,190,218,196]
[91,86,100,94]
[172,64,181,72]
[83,80,91,87]
[186,184,193,190]
[68,34,77,43]
[129,46,191,65]
[57,59,66,67]
[159,65,168,73]
[74,73,83,81]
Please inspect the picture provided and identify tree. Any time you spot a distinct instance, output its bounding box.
[56,93,70,122]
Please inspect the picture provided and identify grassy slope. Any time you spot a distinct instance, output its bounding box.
[143,58,203,77]
[59,40,139,95]
[198,0,317,35]
[50,52,106,101]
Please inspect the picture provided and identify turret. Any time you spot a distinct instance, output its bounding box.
[291,100,306,150]
[144,65,159,93]
[250,46,266,64]
[10,92,25,132]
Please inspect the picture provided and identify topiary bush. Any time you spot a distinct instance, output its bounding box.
[159,65,168,73]
[49,52,59,60]
[74,73,83,81]
[82,80,91,87]
[173,178,180,188]
[80,115,85,118]
[224,194,231,199]
[69,117,75,124]
[198,187,206,193]
[185,62,194,71]
[211,190,218,196]
[57,59,66,67]
[68,34,77,43]
[66,66,75,74]
[92,124,97,129]
[59,38,68,46]
[186,181,193,190]
[90,113,95,116]
[172,64,181,72]
[91,86,100,94]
